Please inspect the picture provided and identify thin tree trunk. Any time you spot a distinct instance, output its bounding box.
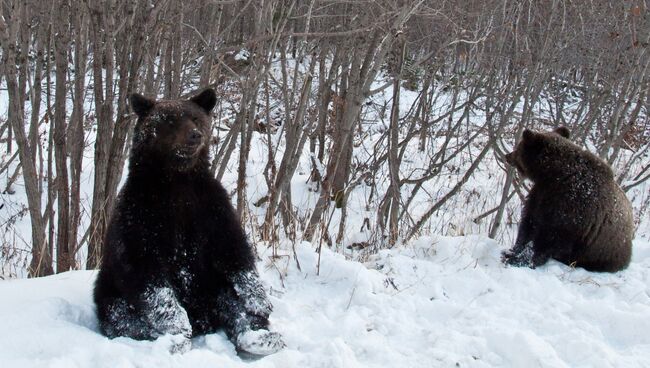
[68,2,88,269]
[386,39,405,247]
[53,0,72,273]
[87,1,116,269]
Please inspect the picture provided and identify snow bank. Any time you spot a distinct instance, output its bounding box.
[1,237,649,367]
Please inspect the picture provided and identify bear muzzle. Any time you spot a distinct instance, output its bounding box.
[187,128,203,147]
[174,129,205,159]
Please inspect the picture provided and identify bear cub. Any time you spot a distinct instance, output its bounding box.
[502,126,634,272]
[94,89,284,356]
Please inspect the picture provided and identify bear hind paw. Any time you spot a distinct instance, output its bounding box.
[235,329,285,358]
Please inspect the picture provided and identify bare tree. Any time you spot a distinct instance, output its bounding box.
[0,0,52,276]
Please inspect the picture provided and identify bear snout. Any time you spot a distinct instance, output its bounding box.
[172,127,205,161]
[187,128,203,147]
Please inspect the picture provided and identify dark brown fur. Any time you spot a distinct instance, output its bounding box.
[502,127,634,272]
[94,90,283,355]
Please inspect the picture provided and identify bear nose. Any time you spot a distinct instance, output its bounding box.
[188,129,203,146]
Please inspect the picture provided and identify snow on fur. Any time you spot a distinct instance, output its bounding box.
[1,237,649,367]
[232,270,274,317]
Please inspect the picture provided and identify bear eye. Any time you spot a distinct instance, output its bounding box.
[192,117,204,127]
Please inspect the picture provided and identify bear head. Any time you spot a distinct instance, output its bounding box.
[129,89,217,172]
[504,126,572,182]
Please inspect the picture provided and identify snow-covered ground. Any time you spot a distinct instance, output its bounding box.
[1,236,649,368]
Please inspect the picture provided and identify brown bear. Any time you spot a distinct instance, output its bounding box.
[501,126,634,272]
[93,89,284,356]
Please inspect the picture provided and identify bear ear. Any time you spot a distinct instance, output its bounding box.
[554,126,570,139]
[129,93,156,117]
[190,89,217,114]
[522,129,537,142]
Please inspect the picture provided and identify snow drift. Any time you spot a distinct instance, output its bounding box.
[1,236,649,368]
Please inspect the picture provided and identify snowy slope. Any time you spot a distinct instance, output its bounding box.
[1,237,649,368]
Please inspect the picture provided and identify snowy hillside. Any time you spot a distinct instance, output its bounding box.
[2,237,649,368]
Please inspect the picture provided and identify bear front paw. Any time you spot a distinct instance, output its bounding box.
[502,242,535,268]
[502,253,526,267]
[501,250,526,266]
[501,250,515,263]
[236,329,285,357]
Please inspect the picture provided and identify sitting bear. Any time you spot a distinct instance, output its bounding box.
[93,89,284,356]
[501,126,634,272]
